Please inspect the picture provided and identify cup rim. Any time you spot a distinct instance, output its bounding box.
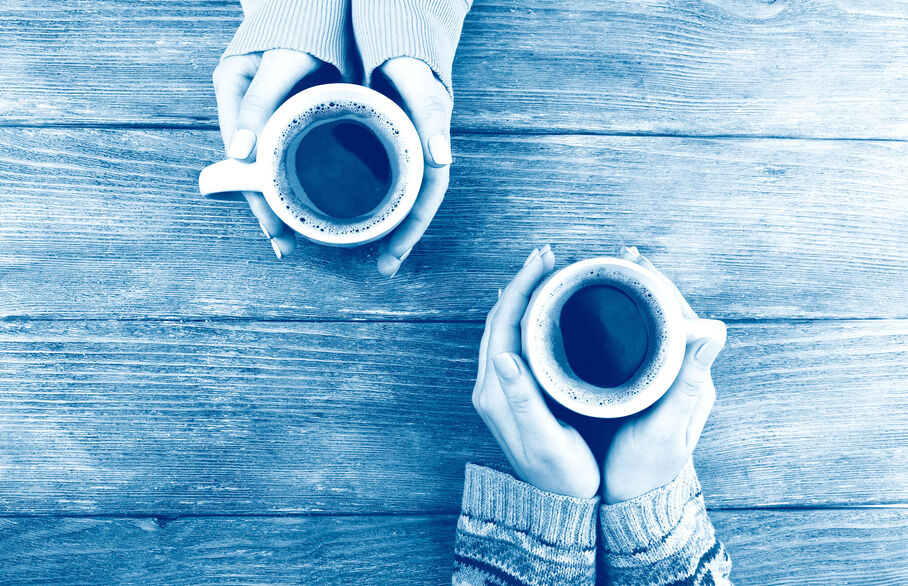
[256,83,424,247]
[521,256,687,418]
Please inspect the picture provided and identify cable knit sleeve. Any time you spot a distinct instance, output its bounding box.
[598,459,733,585]
[222,0,354,80]
[453,464,598,585]
[352,0,472,97]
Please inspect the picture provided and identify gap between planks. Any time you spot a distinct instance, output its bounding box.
[1,121,907,143]
[1,503,907,522]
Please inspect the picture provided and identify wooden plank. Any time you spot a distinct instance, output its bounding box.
[0,319,904,514]
[1,1,906,137]
[1,510,906,584]
[1,129,905,320]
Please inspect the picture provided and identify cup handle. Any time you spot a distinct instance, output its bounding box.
[198,158,263,201]
[684,317,727,346]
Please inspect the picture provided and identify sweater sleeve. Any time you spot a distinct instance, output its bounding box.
[222,0,354,80]
[352,0,472,97]
[598,459,733,585]
[453,464,598,585]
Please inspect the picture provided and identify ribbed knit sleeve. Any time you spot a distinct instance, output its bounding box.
[352,0,472,97]
[598,459,733,585]
[222,0,354,80]
[453,464,598,585]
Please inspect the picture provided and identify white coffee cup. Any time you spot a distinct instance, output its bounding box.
[199,83,424,247]
[521,256,726,418]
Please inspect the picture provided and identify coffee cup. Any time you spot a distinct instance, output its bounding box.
[199,83,424,247]
[521,256,726,418]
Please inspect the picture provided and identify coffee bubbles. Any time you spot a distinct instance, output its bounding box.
[527,265,670,410]
[272,100,414,238]
[199,84,423,247]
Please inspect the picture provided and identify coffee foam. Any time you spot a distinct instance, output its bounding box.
[528,267,670,408]
[272,100,412,236]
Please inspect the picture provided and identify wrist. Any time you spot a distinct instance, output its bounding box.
[462,464,600,549]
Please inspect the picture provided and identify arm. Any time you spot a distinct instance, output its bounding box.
[224,0,353,80]
[213,0,354,258]
[598,460,732,585]
[456,246,601,585]
[455,464,598,585]
[597,247,733,585]
[352,0,472,97]
[351,0,473,276]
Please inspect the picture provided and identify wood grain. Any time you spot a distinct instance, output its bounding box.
[1,129,905,320]
[1,1,906,137]
[1,319,904,514]
[1,510,906,584]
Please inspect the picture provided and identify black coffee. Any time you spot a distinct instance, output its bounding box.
[559,284,650,388]
[290,119,392,219]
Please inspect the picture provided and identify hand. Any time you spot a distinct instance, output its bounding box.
[375,57,454,277]
[602,246,727,504]
[213,49,322,259]
[472,246,601,499]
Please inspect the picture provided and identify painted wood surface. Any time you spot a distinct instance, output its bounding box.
[3,0,906,581]
[1,510,906,585]
[1,319,904,514]
[2,129,906,321]
[1,1,906,137]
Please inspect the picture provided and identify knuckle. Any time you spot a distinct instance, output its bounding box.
[239,91,268,113]
[211,64,231,88]
[471,389,483,413]
[421,94,451,120]
[507,390,534,413]
[677,373,707,397]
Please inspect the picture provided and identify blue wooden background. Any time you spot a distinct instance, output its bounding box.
[0,1,906,583]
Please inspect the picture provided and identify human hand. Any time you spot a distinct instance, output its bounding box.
[213,49,323,258]
[602,246,727,504]
[472,246,601,499]
[375,57,453,277]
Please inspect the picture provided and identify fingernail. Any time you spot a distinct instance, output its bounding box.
[492,353,521,381]
[259,220,272,239]
[497,288,503,300]
[627,246,640,257]
[694,337,723,366]
[523,248,540,267]
[270,238,283,259]
[228,129,256,160]
[395,247,413,263]
[388,247,413,278]
[428,135,452,165]
[540,243,552,256]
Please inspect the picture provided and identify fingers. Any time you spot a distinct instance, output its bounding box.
[491,352,560,443]
[232,49,320,151]
[487,246,555,357]
[381,57,453,167]
[647,335,725,434]
[618,246,696,318]
[213,50,317,259]
[685,378,716,451]
[375,57,454,276]
[213,54,261,148]
[377,166,449,276]
[243,192,296,258]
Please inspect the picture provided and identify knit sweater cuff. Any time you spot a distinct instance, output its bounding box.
[599,458,701,553]
[223,0,353,80]
[461,463,599,549]
[352,0,472,97]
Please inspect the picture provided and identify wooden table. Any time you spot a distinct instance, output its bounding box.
[1,1,906,583]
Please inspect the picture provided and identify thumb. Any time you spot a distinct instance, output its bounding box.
[491,353,558,440]
[230,50,319,159]
[648,333,725,430]
[381,58,453,167]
